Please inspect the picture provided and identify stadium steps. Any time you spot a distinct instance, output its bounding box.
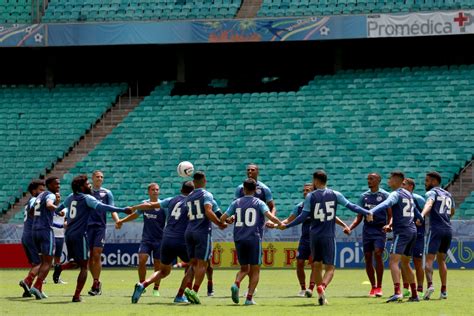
[236,0,263,18]
[2,95,143,224]
[457,191,474,218]
[445,159,474,217]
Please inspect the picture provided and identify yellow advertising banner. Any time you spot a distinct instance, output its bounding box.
[209,242,311,268]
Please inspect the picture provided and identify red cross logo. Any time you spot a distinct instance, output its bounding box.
[454,12,469,27]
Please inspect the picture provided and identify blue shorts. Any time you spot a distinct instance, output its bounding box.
[160,237,189,266]
[65,234,89,262]
[138,241,161,260]
[412,234,425,258]
[185,231,212,261]
[310,235,336,266]
[297,239,311,261]
[54,237,64,258]
[427,229,452,255]
[391,231,417,256]
[87,226,106,249]
[33,229,54,257]
[363,235,386,253]
[22,233,40,265]
[235,239,262,266]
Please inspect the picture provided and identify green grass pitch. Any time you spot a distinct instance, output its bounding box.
[1,268,473,315]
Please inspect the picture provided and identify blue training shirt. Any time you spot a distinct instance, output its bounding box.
[425,187,454,232]
[136,199,167,243]
[358,189,390,238]
[32,191,57,231]
[57,193,127,237]
[290,201,311,242]
[88,187,114,227]
[22,197,37,236]
[371,188,419,235]
[413,193,426,236]
[225,195,270,242]
[185,188,215,234]
[235,180,273,235]
[286,188,369,238]
[161,195,188,240]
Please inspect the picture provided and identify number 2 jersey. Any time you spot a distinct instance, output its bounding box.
[371,188,418,235]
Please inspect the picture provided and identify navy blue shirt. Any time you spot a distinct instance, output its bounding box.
[88,187,114,227]
[137,199,166,243]
[372,188,416,235]
[32,191,57,231]
[161,195,188,241]
[286,188,369,238]
[58,193,126,237]
[22,197,36,236]
[358,189,390,238]
[235,180,273,235]
[425,187,454,232]
[185,188,215,234]
[413,193,426,236]
[291,201,310,242]
[225,195,270,242]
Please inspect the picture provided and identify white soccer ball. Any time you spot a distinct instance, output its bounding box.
[177,161,194,177]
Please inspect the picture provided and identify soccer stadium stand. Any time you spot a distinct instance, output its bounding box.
[55,65,473,221]
[0,83,127,217]
[42,0,242,23]
[458,191,474,219]
[0,0,34,24]
[258,0,474,17]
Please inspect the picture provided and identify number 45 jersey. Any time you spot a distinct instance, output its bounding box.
[303,188,361,238]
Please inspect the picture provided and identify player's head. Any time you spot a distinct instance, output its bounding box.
[367,173,381,190]
[246,163,259,180]
[92,170,104,189]
[312,170,327,188]
[425,171,442,191]
[45,176,60,193]
[71,175,91,195]
[243,178,257,195]
[388,171,404,190]
[181,181,194,196]
[402,178,415,193]
[147,183,160,200]
[303,183,313,198]
[28,179,45,197]
[193,171,206,188]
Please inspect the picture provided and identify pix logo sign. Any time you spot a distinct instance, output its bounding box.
[454,12,473,32]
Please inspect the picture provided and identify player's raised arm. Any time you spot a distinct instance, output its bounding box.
[334,191,371,217]
[85,195,132,214]
[284,195,311,229]
[131,201,160,211]
[368,191,399,216]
